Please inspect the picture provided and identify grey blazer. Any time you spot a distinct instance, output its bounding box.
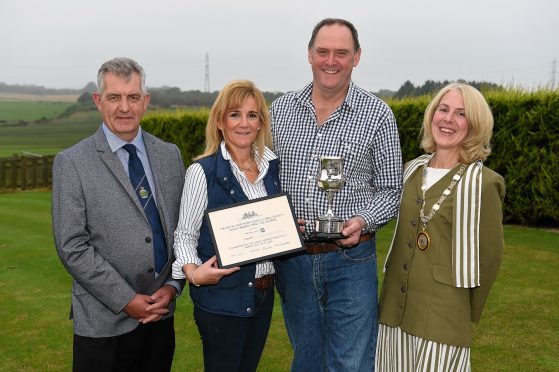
[52,126,185,337]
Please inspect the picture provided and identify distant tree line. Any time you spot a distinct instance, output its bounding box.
[73,81,502,108]
[0,82,96,95]
[393,79,503,99]
[75,86,285,108]
[1,79,504,106]
[149,87,218,107]
[148,87,285,107]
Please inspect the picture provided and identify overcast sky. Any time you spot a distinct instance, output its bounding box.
[1,0,558,93]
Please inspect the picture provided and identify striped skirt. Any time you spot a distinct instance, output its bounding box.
[375,324,470,372]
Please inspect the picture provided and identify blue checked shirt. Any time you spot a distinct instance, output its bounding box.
[270,82,403,238]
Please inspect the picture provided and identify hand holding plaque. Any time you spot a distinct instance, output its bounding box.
[314,156,346,239]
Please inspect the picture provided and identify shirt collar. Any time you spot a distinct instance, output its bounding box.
[102,123,146,155]
[219,141,276,163]
[219,141,276,185]
[295,81,357,111]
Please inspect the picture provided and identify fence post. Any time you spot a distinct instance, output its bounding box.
[0,159,6,191]
[21,155,28,190]
[42,156,49,188]
[0,154,56,192]
[30,157,38,189]
[10,155,18,191]
[49,155,54,187]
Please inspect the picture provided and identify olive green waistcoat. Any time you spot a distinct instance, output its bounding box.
[378,164,505,347]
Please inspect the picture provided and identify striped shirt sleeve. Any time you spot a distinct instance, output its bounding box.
[171,163,207,279]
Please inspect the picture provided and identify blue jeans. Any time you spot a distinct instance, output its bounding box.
[194,287,274,372]
[275,238,378,371]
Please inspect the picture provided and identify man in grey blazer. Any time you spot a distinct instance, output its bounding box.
[52,57,185,371]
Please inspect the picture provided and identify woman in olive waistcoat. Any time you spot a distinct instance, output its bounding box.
[376,83,505,371]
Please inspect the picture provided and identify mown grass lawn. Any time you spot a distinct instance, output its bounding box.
[0,111,100,157]
[0,191,557,371]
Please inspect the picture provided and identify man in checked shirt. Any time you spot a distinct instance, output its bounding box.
[271,18,403,371]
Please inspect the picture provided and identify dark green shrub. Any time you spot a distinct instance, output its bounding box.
[389,96,429,160]
[142,90,559,226]
[141,109,208,167]
[487,90,559,225]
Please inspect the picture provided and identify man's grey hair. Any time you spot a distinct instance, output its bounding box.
[96,57,147,94]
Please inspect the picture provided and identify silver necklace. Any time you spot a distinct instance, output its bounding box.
[416,162,467,251]
[234,155,255,172]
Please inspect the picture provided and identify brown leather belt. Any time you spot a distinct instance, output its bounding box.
[254,274,274,290]
[304,233,374,254]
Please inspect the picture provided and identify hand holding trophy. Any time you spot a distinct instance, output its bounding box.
[315,156,346,239]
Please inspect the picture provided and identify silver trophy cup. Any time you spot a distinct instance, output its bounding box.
[315,156,346,239]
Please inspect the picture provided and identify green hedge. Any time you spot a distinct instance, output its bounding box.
[142,109,208,165]
[142,90,559,227]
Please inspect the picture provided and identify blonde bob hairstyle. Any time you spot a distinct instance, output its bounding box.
[420,83,494,164]
[196,80,272,161]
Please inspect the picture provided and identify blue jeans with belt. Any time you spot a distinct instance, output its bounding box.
[275,238,378,371]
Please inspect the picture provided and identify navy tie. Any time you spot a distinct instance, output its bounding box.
[123,144,167,273]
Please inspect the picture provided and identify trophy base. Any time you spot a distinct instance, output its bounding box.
[314,218,345,240]
[313,231,345,240]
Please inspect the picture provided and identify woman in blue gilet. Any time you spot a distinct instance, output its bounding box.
[171,80,280,372]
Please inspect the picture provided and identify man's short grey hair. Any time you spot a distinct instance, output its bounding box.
[97,57,147,94]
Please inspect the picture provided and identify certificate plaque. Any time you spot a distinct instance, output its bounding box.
[205,193,304,268]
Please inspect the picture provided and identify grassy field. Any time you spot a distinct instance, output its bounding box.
[0,108,179,158]
[0,101,75,124]
[0,111,100,157]
[0,92,78,102]
[0,191,557,371]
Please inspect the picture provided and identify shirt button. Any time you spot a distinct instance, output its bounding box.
[248,282,254,288]
[403,264,409,271]
[400,286,406,293]
[305,198,311,203]
[416,198,422,205]
[230,190,235,195]
[408,241,413,249]
[411,220,417,227]
[223,176,228,181]
[145,237,152,243]
[246,308,253,313]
